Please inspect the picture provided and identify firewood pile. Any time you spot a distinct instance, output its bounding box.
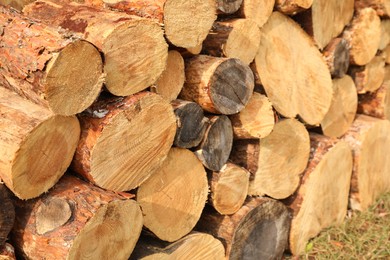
[1,0,390,259]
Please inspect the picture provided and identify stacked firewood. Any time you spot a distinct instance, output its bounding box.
[0,0,389,259]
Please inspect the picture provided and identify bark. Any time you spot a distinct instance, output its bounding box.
[180,55,254,115]
[0,243,16,260]
[71,92,176,191]
[216,0,243,14]
[355,0,390,17]
[23,0,168,96]
[349,56,385,94]
[237,0,275,28]
[11,175,143,260]
[275,0,313,15]
[0,87,80,199]
[0,185,14,248]
[322,38,350,78]
[0,6,103,116]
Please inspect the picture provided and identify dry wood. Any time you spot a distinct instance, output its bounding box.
[0,0,33,10]
[323,38,350,78]
[320,75,358,138]
[137,148,208,242]
[355,0,390,17]
[0,243,16,260]
[202,19,261,65]
[171,99,208,149]
[209,162,249,215]
[379,19,390,50]
[0,6,103,116]
[381,44,390,64]
[342,114,390,211]
[194,115,233,171]
[349,56,385,94]
[217,0,242,14]
[0,88,79,199]
[71,92,176,191]
[237,0,275,28]
[275,0,313,15]
[23,0,168,96]
[254,12,333,125]
[180,55,254,115]
[196,197,290,260]
[0,185,14,248]
[284,134,353,255]
[11,175,143,259]
[229,92,274,139]
[343,8,381,66]
[230,119,310,199]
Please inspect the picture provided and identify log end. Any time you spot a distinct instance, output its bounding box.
[216,0,243,14]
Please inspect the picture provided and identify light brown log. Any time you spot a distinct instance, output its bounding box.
[151,50,185,102]
[284,134,353,255]
[11,175,143,259]
[0,243,16,260]
[379,19,390,50]
[349,56,385,94]
[229,92,274,139]
[180,55,254,115]
[343,8,381,66]
[323,38,350,78]
[217,0,243,14]
[137,148,208,242]
[380,44,390,64]
[202,19,261,65]
[23,0,168,96]
[194,115,233,171]
[320,75,358,138]
[230,119,310,199]
[237,0,275,28]
[71,92,176,191]
[275,0,313,15]
[0,185,14,248]
[342,115,390,211]
[0,6,103,116]
[254,12,333,125]
[196,197,290,260]
[209,162,249,215]
[355,0,390,17]
[0,88,80,199]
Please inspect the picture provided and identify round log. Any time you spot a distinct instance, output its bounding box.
[0,185,14,248]
[349,56,385,94]
[237,0,275,28]
[355,0,390,17]
[275,0,313,15]
[323,38,350,78]
[217,0,243,14]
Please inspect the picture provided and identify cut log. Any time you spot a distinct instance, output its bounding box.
[342,114,390,211]
[209,162,249,215]
[180,55,254,115]
[229,92,274,139]
[151,50,185,102]
[343,8,381,66]
[217,0,243,14]
[171,99,208,149]
[137,148,208,242]
[0,88,80,199]
[0,243,16,260]
[71,92,176,191]
[355,0,390,17]
[0,185,14,248]
[320,75,358,138]
[254,12,333,125]
[294,0,354,49]
[196,197,290,260]
[237,0,275,28]
[202,19,261,65]
[381,44,390,64]
[349,56,385,94]
[230,119,310,199]
[275,0,313,15]
[11,175,143,259]
[379,19,390,50]
[194,115,233,171]
[23,0,168,96]
[284,133,353,256]
[130,232,225,260]
[0,6,103,116]
[323,38,350,78]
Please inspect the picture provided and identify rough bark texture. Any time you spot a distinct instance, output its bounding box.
[23,0,168,96]
[283,134,353,255]
[180,55,254,115]
[196,197,290,260]
[0,6,103,116]
[275,0,313,15]
[237,0,275,28]
[71,92,176,191]
[0,87,80,199]
[323,38,350,78]
[0,243,16,260]
[349,56,385,94]
[137,148,208,242]
[217,0,243,14]
[355,0,390,17]
[0,185,14,248]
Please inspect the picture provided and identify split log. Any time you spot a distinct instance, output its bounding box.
[323,38,350,78]
[71,92,176,191]
[11,175,143,260]
[194,115,233,171]
[171,99,208,149]
[0,6,103,116]
[130,232,225,260]
[355,0,390,17]
[343,8,381,66]
[237,0,275,28]
[229,92,274,139]
[275,0,313,15]
[349,56,385,94]
[151,50,185,102]
[217,0,243,14]
[320,75,358,138]
[209,162,250,215]
[342,114,390,211]
[23,0,168,96]
[0,88,80,199]
[137,148,208,242]
[230,119,310,199]
[379,19,390,50]
[0,243,16,260]
[253,12,333,125]
[202,19,261,65]
[196,197,290,260]
[180,55,254,115]
[0,185,14,248]
[284,134,353,255]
